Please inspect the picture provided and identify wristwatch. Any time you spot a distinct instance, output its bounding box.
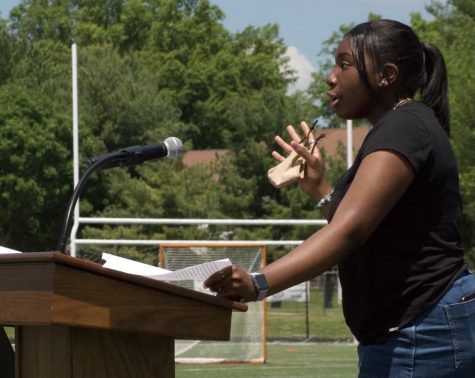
[250,272,269,301]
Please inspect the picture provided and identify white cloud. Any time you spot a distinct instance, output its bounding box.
[285,46,316,94]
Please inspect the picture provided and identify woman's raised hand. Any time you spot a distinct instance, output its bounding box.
[272,121,331,201]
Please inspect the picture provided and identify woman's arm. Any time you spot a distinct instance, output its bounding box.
[263,149,414,295]
[205,149,415,301]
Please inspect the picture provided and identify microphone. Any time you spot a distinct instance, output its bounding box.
[88,137,183,170]
[56,137,183,253]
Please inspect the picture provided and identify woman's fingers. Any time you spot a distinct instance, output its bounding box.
[272,134,294,162]
[272,150,285,162]
[204,266,257,302]
[272,120,322,164]
[204,265,242,299]
[203,266,232,290]
[291,140,313,161]
[274,135,293,153]
[286,124,303,143]
[272,123,305,161]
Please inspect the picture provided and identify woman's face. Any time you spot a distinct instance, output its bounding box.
[326,38,381,123]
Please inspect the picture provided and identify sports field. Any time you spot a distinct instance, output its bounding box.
[176,284,358,377]
[5,282,358,376]
[176,342,358,377]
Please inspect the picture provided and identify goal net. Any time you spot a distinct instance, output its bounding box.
[158,243,267,364]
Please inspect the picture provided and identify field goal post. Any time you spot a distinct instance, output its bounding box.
[158,243,267,364]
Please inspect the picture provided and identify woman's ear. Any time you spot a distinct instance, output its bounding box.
[378,63,399,87]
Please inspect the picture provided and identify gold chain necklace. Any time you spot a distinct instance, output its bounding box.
[393,98,413,110]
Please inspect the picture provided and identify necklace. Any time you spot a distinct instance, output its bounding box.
[393,98,413,110]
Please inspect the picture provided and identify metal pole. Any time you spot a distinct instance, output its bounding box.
[305,280,310,340]
[338,119,354,304]
[70,43,79,257]
[346,119,353,167]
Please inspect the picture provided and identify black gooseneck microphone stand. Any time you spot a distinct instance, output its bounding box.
[56,152,128,254]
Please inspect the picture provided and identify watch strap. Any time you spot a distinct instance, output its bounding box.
[250,272,269,301]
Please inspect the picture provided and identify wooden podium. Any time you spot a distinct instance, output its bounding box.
[0,252,246,378]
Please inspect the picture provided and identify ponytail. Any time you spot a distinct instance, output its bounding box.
[420,43,451,135]
[346,20,451,134]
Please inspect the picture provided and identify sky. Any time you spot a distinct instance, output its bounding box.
[0,0,433,92]
[210,0,433,92]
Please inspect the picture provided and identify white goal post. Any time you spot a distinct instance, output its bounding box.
[159,243,267,364]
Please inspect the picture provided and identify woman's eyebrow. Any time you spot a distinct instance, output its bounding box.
[335,52,353,60]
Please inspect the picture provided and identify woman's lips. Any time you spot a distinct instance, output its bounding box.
[327,92,339,108]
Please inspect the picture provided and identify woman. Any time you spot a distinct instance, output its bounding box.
[204,19,475,377]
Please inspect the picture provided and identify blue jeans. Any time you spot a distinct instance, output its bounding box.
[358,269,475,378]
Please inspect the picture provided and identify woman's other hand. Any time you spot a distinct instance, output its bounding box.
[272,121,332,201]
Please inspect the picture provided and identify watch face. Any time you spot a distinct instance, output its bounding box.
[252,273,269,299]
[253,274,269,291]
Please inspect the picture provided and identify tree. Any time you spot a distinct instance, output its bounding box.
[0,84,71,251]
[411,0,475,266]
[13,0,460,259]
[0,21,13,85]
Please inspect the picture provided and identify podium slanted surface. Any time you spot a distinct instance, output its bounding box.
[0,252,246,378]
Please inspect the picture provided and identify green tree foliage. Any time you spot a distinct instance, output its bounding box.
[0,0,472,266]
[411,0,475,266]
[0,84,71,250]
[0,21,13,85]
[0,34,73,250]
[1,0,305,253]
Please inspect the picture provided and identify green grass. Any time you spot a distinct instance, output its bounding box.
[176,343,358,378]
[267,288,353,341]
[4,327,14,340]
[176,287,357,377]
[4,287,356,376]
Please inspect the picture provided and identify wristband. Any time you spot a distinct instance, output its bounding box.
[315,190,333,209]
[250,272,269,301]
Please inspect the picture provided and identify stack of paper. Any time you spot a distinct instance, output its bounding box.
[101,252,230,282]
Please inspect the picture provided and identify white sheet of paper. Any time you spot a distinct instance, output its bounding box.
[0,246,22,254]
[148,258,231,282]
[101,252,231,282]
[102,253,170,275]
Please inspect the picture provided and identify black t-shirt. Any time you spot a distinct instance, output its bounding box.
[328,102,465,344]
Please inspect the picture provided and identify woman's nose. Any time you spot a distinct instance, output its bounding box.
[326,69,337,88]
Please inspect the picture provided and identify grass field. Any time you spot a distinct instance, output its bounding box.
[176,286,358,377]
[267,287,353,341]
[176,343,358,377]
[4,284,357,376]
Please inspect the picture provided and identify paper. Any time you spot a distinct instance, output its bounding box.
[0,246,22,254]
[102,253,170,276]
[149,259,231,281]
[102,253,231,282]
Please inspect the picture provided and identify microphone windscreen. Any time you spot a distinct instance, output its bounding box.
[164,137,183,158]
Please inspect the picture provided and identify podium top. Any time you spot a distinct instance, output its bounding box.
[0,252,247,340]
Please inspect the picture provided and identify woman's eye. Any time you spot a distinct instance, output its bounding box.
[340,62,350,69]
